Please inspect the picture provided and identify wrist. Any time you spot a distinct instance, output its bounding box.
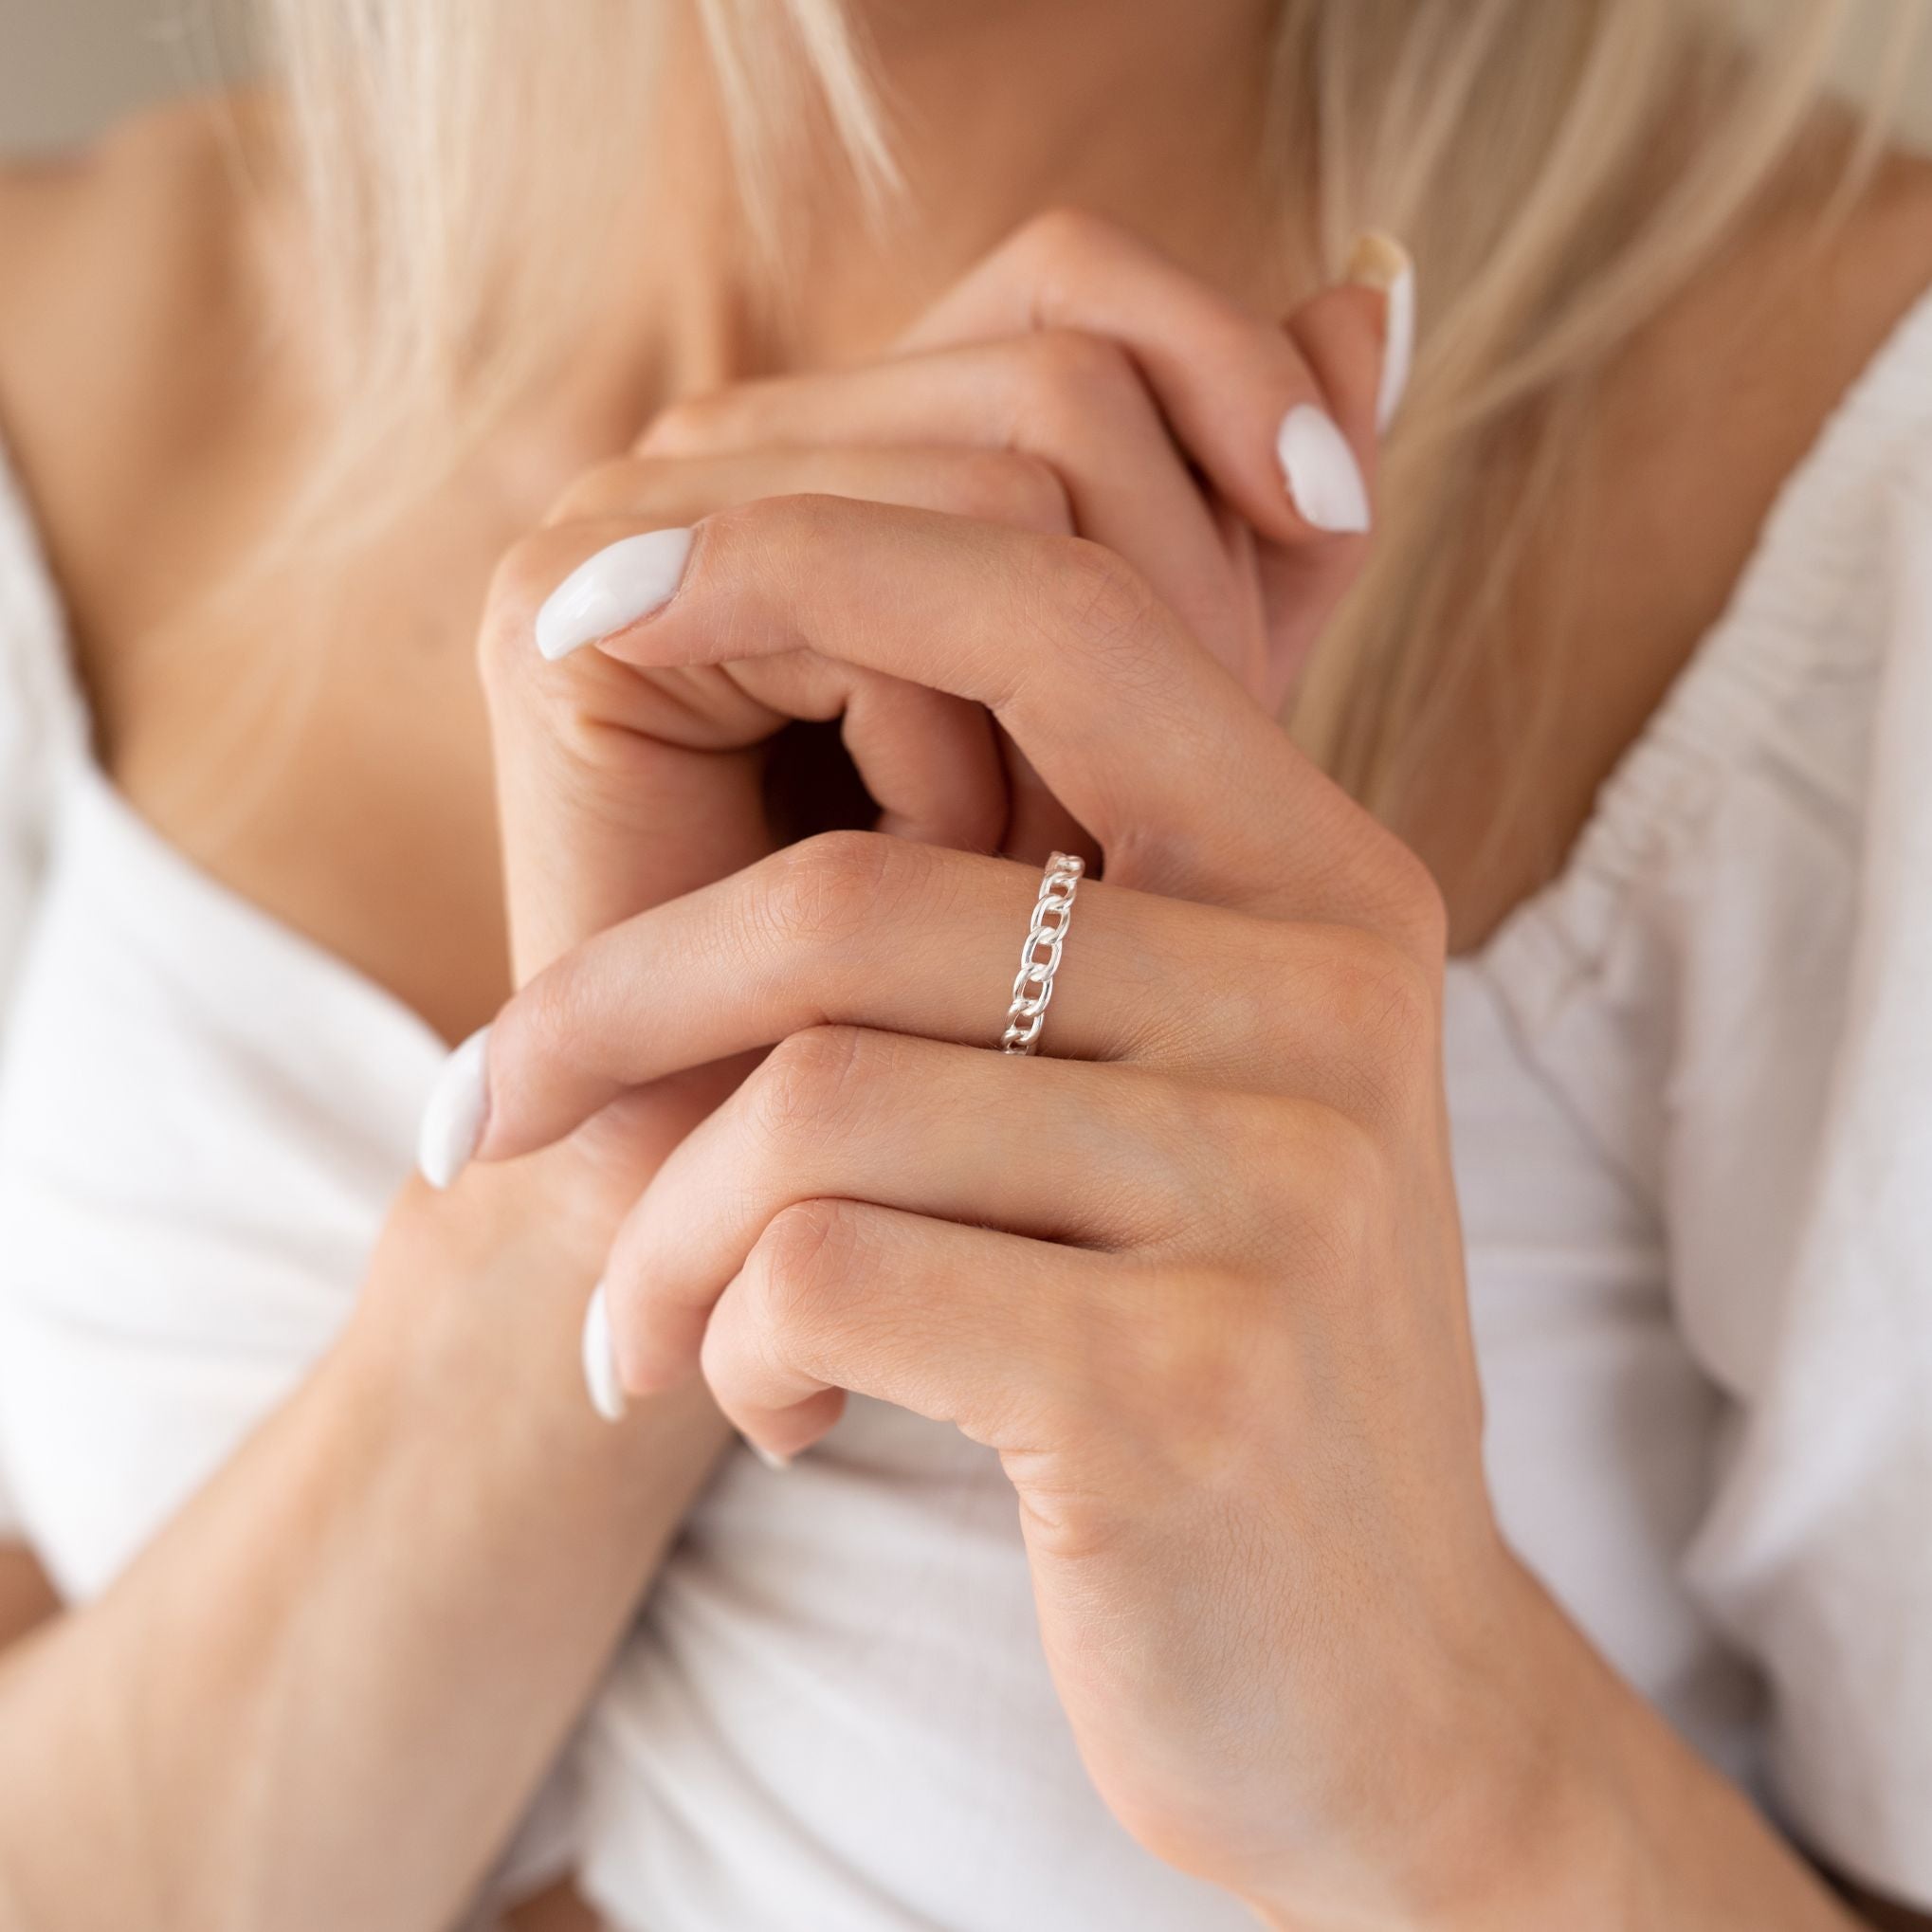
[354,1157,733,1522]
[1245,1556,1638,1932]
[1410,1560,1642,1932]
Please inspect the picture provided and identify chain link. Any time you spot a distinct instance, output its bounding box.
[1000,852,1085,1055]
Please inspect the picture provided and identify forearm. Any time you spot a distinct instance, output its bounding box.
[0,1170,730,1932]
[1253,1558,1871,1932]
[1506,1601,1858,1931]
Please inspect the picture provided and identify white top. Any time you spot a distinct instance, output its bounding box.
[2,286,1931,1924]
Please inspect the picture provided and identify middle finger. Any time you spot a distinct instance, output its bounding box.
[637,334,1246,670]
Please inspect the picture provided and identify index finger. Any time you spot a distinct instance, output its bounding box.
[899,209,1411,544]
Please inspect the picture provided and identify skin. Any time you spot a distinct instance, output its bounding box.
[0,1,1930,1925]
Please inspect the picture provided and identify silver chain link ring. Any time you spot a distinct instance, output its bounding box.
[1000,852,1084,1056]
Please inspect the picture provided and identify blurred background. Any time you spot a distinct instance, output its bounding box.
[3,0,1931,155]
[2,0,222,153]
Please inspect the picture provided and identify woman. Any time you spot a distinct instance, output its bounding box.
[0,0,1928,1925]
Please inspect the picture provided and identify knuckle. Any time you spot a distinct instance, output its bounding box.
[635,391,729,458]
[1313,1105,1388,1212]
[726,488,846,553]
[1035,536,1167,667]
[1365,835,1450,961]
[510,954,595,1069]
[1194,1089,1299,1227]
[1159,1088,1325,1273]
[547,456,656,523]
[1123,922,1283,1062]
[1286,1106,1386,1285]
[1117,1269,1279,1451]
[747,1024,872,1140]
[758,829,901,949]
[746,1196,862,1332]
[478,533,563,686]
[945,448,1071,533]
[1116,1080,1266,1245]
[1185,1095,1383,1298]
[1012,204,1112,273]
[1314,926,1440,1079]
[1023,327,1141,420]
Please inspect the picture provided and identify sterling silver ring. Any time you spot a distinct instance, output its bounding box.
[1000,851,1084,1056]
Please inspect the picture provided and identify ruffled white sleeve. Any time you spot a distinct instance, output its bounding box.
[1482,294,1932,1903]
[1665,443,1932,1902]
[0,439,87,1547]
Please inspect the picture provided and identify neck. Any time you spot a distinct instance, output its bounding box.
[616,0,1294,392]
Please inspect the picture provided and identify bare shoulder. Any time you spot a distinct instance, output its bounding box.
[1818,143,1932,338]
[0,93,510,1039]
[1589,144,1932,676]
[1429,142,1932,947]
[0,92,307,683]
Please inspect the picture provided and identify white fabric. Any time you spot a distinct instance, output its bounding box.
[0,446,576,1915]
[0,440,86,1543]
[0,286,1929,1920]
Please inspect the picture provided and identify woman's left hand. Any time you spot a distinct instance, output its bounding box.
[452,493,1598,1926]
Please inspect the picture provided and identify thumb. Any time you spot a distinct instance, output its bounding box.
[1251,232,1415,712]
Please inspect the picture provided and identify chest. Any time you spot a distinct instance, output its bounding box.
[91,483,519,1042]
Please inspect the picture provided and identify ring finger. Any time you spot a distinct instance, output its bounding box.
[466,833,1410,1166]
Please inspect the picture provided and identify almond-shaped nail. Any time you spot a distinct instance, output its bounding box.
[1344,230,1415,432]
[417,1026,490,1189]
[581,1282,628,1423]
[747,1439,792,1472]
[1276,405,1372,535]
[535,527,694,662]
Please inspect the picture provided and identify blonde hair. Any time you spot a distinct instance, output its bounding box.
[260,0,1922,843]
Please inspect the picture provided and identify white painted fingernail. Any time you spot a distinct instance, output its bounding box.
[535,527,694,662]
[582,1283,628,1423]
[1344,231,1415,432]
[417,1026,490,1189]
[1276,405,1372,535]
[748,1439,792,1472]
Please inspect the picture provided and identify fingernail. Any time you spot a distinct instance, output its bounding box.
[747,1439,792,1472]
[581,1283,628,1423]
[417,1026,490,1189]
[1276,405,1372,535]
[1344,230,1415,432]
[535,527,694,662]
